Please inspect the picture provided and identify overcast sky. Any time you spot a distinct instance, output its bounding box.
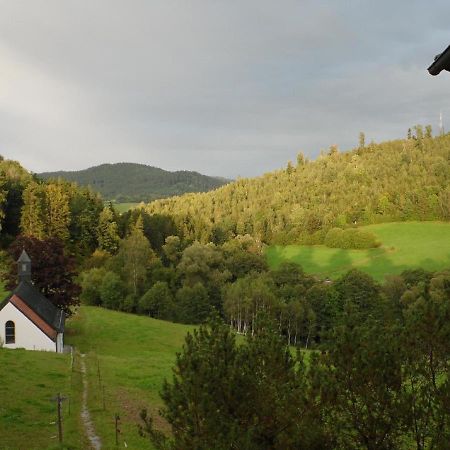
[0,1,449,178]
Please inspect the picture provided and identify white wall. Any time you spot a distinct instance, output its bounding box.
[0,302,56,352]
[56,332,64,353]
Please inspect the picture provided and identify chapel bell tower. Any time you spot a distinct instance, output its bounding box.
[17,249,32,283]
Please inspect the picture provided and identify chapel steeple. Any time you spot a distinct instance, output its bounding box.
[17,250,32,283]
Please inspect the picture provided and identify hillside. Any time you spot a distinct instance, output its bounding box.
[0,306,192,449]
[38,162,229,202]
[0,348,85,449]
[145,132,450,244]
[66,306,193,449]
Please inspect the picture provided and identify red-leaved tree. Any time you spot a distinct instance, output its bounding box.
[7,235,80,314]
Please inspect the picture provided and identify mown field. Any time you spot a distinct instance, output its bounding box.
[266,221,450,281]
[65,306,193,449]
[0,348,85,450]
[111,202,139,213]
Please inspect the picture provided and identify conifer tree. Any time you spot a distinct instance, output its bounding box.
[140,317,329,449]
[359,131,366,149]
[97,205,120,254]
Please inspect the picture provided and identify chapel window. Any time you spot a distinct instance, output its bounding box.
[5,321,15,344]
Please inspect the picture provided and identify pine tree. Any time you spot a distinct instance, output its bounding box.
[359,131,366,149]
[97,205,120,254]
[140,317,329,449]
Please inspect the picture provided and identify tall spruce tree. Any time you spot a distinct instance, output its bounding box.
[139,317,329,449]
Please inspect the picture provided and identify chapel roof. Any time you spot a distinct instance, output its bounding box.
[0,281,65,333]
[17,249,31,263]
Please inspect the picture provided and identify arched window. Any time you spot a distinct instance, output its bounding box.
[5,321,15,344]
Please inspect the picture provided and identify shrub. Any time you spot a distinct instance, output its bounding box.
[324,227,380,249]
[324,228,344,248]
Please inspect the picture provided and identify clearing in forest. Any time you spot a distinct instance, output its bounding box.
[266,221,450,281]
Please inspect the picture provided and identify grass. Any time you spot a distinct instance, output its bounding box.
[266,221,450,281]
[0,348,85,450]
[0,306,193,449]
[65,306,194,449]
[111,202,140,213]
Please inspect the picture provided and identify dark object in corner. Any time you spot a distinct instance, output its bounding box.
[428,45,450,76]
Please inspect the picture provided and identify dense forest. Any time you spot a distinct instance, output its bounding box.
[146,129,450,245]
[38,162,228,203]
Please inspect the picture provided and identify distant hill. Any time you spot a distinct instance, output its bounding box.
[38,163,229,202]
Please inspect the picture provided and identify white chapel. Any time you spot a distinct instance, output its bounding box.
[0,250,65,352]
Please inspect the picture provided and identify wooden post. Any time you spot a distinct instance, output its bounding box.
[115,414,120,446]
[57,393,63,444]
[50,393,66,444]
[97,359,101,386]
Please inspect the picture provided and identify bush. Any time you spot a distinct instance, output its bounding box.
[324,228,344,248]
[324,227,380,249]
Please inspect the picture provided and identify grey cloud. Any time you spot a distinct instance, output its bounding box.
[0,0,449,177]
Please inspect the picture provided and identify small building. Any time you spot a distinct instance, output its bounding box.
[0,250,65,353]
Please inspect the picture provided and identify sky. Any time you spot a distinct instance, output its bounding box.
[0,1,449,178]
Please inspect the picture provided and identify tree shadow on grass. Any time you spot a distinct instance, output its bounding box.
[359,250,400,282]
[268,242,450,282]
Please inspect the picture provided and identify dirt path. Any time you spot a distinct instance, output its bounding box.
[80,354,102,450]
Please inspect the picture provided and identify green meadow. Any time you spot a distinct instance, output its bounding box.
[266,222,450,281]
[65,306,193,449]
[0,307,193,449]
[0,348,85,450]
[111,202,140,213]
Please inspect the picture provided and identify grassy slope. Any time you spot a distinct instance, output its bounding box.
[0,349,85,450]
[65,306,194,449]
[266,222,450,281]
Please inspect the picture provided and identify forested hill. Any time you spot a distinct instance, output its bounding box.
[38,162,229,202]
[145,131,450,244]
